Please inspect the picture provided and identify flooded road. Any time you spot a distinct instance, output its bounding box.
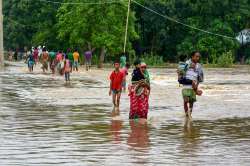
[1,62,250,165]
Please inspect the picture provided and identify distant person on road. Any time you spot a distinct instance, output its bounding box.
[109,62,125,112]
[41,48,49,73]
[73,49,80,71]
[120,63,130,92]
[67,48,74,72]
[33,47,39,65]
[120,54,126,68]
[8,49,13,61]
[14,49,18,61]
[64,55,71,83]
[56,51,64,75]
[84,50,92,71]
[49,51,56,74]
[26,52,35,72]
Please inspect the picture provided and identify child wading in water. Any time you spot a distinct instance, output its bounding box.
[64,56,71,83]
[109,62,125,111]
[121,63,130,92]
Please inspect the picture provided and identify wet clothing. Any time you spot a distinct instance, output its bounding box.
[41,52,49,71]
[49,52,56,73]
[27,54,34,69]
[143,70,150,84]
[64,59,71,73]
[33,49,39,63]
[121,67,129,89]
[112,89,121,94]
[121,67,128,76]
[182,88,196,103]
[49,52,56,60]
[178,61,192,85]
[85,51,92,70]
[120,56,126,68]
[129,84,149,119]
[181,59,204,103]
[56,53,63,62]
[132,68,145,82]
[73,52,80,70]
[110,70,124,91]
[67,52,74,62]
[85,51,92,61]
[73,61,79,68]
[186,59,204,83]
[186,68,198,81]
[73,52,80,62]
[129,68,150,120]
[67,52,74,69]
[65,72,70,81]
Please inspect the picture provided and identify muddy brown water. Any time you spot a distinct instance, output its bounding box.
[0,63,250,165]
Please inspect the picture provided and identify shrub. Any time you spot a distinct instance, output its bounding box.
[217,51,234,67]
[140,54,165,66]
[91,54,99,65]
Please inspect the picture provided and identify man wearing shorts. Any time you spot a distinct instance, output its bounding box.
[182,51,204,119]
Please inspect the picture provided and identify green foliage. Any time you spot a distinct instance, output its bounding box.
[246,58,250,65]
[140,54,164,66]
[217,51,234,67]
[91,54,99,65]
[137,0,249,62]
[3,0,250,65]
[3,0,63,49]
[56,1,138,54]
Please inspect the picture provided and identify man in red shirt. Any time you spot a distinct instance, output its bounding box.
[109,62,124,111]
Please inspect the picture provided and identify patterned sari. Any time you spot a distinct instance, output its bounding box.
[129,80,150,119]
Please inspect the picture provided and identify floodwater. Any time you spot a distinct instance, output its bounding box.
[0,62,250,166]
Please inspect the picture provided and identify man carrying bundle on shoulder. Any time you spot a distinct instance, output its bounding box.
[177,51,204,119]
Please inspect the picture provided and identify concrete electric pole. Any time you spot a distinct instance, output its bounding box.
[0,0,4,67]
[123,0,131,53]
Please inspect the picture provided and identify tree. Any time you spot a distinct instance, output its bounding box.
[3,0,62,50]
[134,0,250,62]
[56,1,138,67]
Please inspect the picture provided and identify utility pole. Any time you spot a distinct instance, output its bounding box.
[0,0,4,68]
[123,0,131,53]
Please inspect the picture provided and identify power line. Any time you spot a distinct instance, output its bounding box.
[132,0,236,40]
[25,0,124,5]
[6,17,39,28]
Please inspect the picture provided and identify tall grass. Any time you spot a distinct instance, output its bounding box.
[140,54,165,66]
[217,51,234,67]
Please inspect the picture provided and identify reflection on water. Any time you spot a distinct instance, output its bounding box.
[127,121,150,151]
[0,64,250,165]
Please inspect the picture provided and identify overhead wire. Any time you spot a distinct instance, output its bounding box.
[24,0,124,5]
[7,0,239,40]
[132,0,236,40]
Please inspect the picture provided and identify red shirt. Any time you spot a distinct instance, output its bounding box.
[110,70,124,90]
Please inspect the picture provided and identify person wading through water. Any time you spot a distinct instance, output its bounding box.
[109,62,125,112]
[178,51,204,119]
[129,60,151,124]
[41,48,49,73]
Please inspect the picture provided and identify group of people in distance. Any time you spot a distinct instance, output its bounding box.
[25,47,93,83]
[109,51,204,123]
[25,47,204,122]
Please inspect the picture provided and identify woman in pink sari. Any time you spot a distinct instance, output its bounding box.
[129,61,150,122]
